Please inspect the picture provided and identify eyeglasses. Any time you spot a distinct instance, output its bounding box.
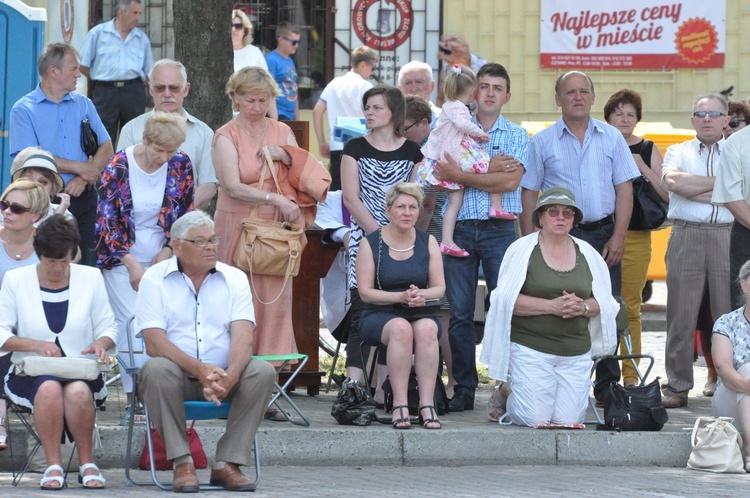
[0,200,31,214]
[692,111,725,119]
[281,36,300,46]
[545,207,576,220]
[404,121,420,133]
[232,23,244,30]
[182,236,221,248]
[367,61,379,71]
[439,47,453,55]
[151,84,183,93]
[728,118,749,129]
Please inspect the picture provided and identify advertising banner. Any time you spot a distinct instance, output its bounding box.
[540,1,725,69]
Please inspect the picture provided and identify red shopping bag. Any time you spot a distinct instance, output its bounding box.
[139,420,208,470]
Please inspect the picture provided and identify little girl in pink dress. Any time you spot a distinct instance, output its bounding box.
[416,64,515,257]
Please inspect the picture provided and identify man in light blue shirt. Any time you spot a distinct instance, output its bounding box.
[520,71,639,401]
[10,43,113,264]
[432,63,529,412]
[80,0,153,144]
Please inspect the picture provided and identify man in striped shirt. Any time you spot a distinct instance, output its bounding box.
[520,71,639,403]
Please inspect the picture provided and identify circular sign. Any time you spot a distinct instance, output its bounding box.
[674,18,718,65]
[353,0,413,51]
[60,0,74,43]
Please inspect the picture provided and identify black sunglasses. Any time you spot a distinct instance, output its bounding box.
[0,200,31,214]
[728,118,749,129]
[439,47,453,55]
[281,36,300,46]
[232,23,244,30]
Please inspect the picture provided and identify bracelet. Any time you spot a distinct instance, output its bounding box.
[264,192,270,205]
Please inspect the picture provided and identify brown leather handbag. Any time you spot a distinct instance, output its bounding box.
[233,147,305,303]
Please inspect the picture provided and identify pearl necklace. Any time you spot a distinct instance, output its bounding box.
[389,244,414,252]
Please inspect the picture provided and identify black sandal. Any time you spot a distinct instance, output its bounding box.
[391,405,411,430]
[419,405,442,430]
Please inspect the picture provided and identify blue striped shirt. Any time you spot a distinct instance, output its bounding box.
[454,114,530,221]
[521,118,639,223]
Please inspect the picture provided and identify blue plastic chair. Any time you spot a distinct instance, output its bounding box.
[121,317,261,490]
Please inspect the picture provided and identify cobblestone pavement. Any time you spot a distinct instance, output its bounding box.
[1,464,745,497]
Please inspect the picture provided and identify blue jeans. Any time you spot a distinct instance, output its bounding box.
[570,222,621,397]
[445,218,516,398]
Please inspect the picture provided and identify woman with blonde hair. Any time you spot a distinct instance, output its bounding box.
[95,111,194,404]
[213,66,329,419]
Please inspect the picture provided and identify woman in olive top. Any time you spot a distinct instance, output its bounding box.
[480,187,619,427]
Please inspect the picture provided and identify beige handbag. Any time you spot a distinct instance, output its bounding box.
[687,416,745,473]
[14,356,109,381]
[233,147,306,303]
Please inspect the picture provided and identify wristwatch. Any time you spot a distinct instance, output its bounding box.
[582,302,590,317]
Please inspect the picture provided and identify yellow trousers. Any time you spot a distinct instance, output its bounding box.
[620,230,652,383]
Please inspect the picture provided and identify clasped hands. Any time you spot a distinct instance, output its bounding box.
[199,365,234,406]
[552,291,587,319]
[402,284,427,308]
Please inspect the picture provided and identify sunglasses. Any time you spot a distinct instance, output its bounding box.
[545,207,576,220]
[232,23,244,30]
[0,200,32,214]
[439,47,453,55]
[728,118,749,129]
[692,111,725,119]
[281,36,300,46]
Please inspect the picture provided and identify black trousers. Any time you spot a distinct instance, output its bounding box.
[730,221,750,310]
[328,150,344,191]
[569,220,622,398]
[68,187,98,266]
[92,80,146,145]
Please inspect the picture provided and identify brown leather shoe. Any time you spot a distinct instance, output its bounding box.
[209,463,256,491]
[172,462,199,493]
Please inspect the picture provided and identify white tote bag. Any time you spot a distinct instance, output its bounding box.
[687,416,745,473]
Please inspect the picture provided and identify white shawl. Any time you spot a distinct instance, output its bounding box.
[479,232,619,381]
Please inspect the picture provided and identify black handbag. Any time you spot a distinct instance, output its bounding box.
[629,139,668,231]
[331,378,377,426]
[631,176,668,230]
[598,378,669,431]
[81,119,99,157]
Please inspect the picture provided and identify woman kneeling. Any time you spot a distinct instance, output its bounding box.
[356,183,445,429]
[481,187,619,428]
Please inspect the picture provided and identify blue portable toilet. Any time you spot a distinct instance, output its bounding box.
[0,0,46,190]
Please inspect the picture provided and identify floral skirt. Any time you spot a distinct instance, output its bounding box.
[415,134,491,190]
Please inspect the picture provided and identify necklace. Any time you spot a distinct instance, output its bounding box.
[389,244,415,253]
[539,234,571,272]
[236,117,268,146]
[1,232,33,261]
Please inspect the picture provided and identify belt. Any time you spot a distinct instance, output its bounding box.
[577,214,615,231]
[93,77,141,88]
[673,219,733,229]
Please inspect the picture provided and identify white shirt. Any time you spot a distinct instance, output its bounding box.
[126,146,168,264]
[234,44,268,72]
[661,137,734,223]
[319,71,374,151]
[135,257,255,369]
[117,108,217,186]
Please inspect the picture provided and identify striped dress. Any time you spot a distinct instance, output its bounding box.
[342,136,423,289]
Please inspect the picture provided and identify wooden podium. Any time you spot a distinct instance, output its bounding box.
[284,229,341,395]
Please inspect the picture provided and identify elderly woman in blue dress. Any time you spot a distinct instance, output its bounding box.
[480,187,619,428]
[712,260,750,471]
[0,215,117,489]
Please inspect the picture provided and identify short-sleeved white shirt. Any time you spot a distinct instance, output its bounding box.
[319,71,373,151]
[713,126,750,206]
[136,257,255,369]
[234,44,268,72]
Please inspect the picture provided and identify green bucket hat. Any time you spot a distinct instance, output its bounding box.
[531,186,584,229]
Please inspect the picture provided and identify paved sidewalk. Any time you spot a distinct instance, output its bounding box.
[1,464,744,497]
